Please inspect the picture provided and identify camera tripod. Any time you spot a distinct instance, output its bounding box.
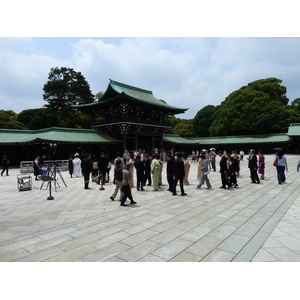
[40,161,67,191]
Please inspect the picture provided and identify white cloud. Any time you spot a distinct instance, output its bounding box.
[2,37,300,119]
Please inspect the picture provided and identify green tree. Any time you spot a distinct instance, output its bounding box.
[192,105,217,137]
[209,78,291,136]
[43,67,95,127]
[290,98,300,113]
[17,108,54,129]
[0,110,28,129]
[95,91,105,100]
[173,119,193,137]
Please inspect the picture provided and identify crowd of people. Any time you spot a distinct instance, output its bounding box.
[9,146,291,206]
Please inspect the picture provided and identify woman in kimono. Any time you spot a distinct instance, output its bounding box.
[73,153,82,177]
[151,153,160,191]
[197,154,204,188]
[183,154,190,185]
[127,153,134,187]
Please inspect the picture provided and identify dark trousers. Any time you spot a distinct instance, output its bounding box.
[276,166,286,184]
[173,176,184,195]
[229,173,237,185]
[144,171,151,185]
[83,173,90,189]
[220,171,231,187]
[250,168,260,183]
[167,174,174,191]
[1,167,8,176]
[121,185,133,205]
[137,176,144,190]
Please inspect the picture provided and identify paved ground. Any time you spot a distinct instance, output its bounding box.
[1,154,300,262]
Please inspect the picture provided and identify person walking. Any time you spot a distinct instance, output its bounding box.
[151,153,160,191]
[218,150,231,189]
[114,152,125,169]
[248,149,260,184]
[274,150,288,184]
[166,152,174,192]
[134,154,145,191]
[120,163,136,206]
[172,153,187,196]
[198,155,212,189]
[110,159,124,201]
[82,153,92,189]
[1,155,10,176]
[197,154,205,188]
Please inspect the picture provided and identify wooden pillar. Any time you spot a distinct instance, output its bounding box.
[151,135,155,151]
[123,135,127,151]
[135,134,138,150]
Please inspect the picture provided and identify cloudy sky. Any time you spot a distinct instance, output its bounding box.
[1,2,299,120]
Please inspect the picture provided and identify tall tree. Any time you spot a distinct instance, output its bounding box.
[193,105,217,137]
[209,78,291,136]
[43,67,95,126]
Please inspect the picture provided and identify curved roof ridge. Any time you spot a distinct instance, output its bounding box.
[109,79,153,95]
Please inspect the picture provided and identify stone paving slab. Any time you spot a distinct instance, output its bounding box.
[1,154,300,261]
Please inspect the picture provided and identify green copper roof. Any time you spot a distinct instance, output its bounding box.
[163,134,198,144]
[287,123,300,136]
[0,127,120,145]
[163,133,289,145]
[74,79,188,114]
[188,133,290,145]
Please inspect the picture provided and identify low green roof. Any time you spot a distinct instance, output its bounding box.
[0,127,120,145]
[163,134,198,145]
[287,123,300,136]
[74,79,188,115]
[163,133,289,145]
[188,133,290,145]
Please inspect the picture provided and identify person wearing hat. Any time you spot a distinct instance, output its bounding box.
[1,155,10,176]
[247,149,260,184]
[120,163,136,206]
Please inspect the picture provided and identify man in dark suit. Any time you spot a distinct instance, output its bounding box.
[172,153,187,196]
[144,154,152,186]
[134,154,145,191]
[166,152,174,192]
[218,150,231,189]
[82,153,92,189]
[248,149,260,184]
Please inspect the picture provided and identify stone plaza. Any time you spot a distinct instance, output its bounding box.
[1,154,300,262]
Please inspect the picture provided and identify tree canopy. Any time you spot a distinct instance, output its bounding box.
[172,119,193,137]
[43,67,94,110]
[192,105,217,137]
[43,67,96,128]
[208,78,291,136]
[0,110,28,129]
